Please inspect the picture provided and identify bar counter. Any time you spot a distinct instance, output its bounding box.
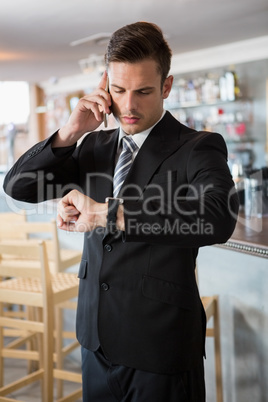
[216,214,268,259]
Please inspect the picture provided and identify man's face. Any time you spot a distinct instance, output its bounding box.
[108,59,173,135]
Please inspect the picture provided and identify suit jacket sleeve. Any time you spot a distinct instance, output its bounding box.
[3,131,82,203]
[122,132,239,247]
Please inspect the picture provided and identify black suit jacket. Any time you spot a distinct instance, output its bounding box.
[4,111,239,374]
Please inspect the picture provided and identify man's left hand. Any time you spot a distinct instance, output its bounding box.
[57,190,107,232]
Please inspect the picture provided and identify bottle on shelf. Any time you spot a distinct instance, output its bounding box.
[219,69,241,102]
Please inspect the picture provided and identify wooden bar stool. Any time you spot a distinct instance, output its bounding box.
[196,266,223,402]
[0,219,82,398]
[0,240,82,402]
[201,295,223,402]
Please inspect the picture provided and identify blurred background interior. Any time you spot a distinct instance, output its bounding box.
[0,1,268,401]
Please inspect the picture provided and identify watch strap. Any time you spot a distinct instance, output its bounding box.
[105,197,123,233]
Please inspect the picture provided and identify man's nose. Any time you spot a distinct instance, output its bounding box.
[125,93,137,111]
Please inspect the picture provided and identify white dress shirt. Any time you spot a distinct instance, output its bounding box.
[116,110,166,163]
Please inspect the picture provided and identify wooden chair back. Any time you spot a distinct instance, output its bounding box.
[0,219,82,273]
[0,240,82,401]
[0,220,61,272]
[0,210,27,239]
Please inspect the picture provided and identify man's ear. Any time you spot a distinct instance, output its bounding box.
[162,75,174,99]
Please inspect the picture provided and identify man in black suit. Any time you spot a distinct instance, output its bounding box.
[4,21,239,401]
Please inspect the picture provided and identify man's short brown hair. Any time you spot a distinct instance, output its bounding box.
[105,21,172,87]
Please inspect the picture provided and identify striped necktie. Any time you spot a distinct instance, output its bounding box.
[113,136,138,197]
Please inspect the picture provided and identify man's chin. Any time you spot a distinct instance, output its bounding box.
[120,123,141,135]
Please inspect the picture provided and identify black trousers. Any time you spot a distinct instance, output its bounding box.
[81,347,206,402]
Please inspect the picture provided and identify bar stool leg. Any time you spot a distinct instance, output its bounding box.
[213,297,223,402]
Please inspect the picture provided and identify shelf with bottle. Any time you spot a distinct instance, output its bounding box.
[165,97,251,110]
[169,102,253,143]
[165,70,253,143]
[165,70,242,109]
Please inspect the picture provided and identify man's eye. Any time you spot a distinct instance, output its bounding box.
[139,91,151,95]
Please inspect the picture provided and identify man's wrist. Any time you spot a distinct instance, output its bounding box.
[116,204,125,231]
[52,127,80,148]
[96,202,108,228]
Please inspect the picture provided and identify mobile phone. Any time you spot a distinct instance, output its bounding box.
[103,76,109,128]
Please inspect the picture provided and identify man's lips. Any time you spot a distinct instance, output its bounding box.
[122,116,140,124]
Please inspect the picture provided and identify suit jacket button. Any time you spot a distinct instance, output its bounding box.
[101,283,109,291]
[104,244,112,252]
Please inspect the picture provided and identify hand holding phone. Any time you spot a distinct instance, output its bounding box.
[103,76,109,128]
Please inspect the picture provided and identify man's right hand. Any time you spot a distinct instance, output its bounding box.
[52,71,111,147]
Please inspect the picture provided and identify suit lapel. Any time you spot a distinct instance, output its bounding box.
[118,111,182,199]
[94,128,119,202]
